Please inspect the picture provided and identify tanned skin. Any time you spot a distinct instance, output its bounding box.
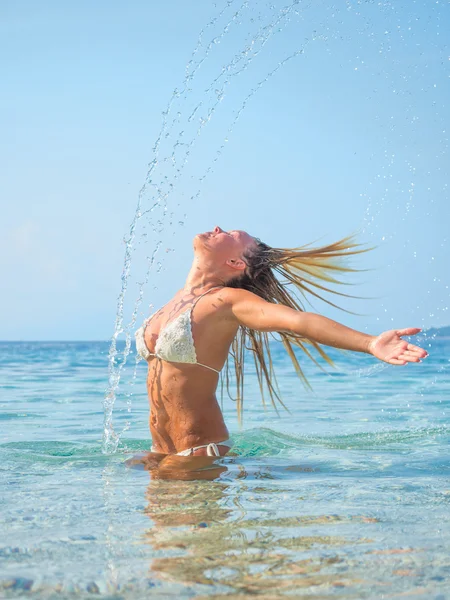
[138,226,427,460]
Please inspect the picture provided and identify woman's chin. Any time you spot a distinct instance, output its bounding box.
[194,232,212,248]
[193,233,208,253]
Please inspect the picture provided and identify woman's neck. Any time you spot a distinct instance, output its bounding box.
[183,257,226,293]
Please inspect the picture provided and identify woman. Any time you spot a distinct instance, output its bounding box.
[135,226,427,458]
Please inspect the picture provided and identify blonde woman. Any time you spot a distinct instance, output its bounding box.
[135,226,427,458]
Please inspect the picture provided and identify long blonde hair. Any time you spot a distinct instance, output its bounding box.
[224,235,368,423]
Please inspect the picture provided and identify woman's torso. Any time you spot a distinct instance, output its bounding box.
[138,287,238,453]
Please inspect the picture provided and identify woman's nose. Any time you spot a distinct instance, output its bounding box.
[214,226,223,234]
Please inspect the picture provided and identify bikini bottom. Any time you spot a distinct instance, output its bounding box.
[151,439,233,457]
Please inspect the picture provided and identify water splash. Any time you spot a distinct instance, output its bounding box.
[102,0,318,453]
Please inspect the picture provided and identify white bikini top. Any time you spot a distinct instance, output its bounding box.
[135,287,222,374]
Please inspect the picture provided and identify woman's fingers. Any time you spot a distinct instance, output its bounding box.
[388,358,407,365]
[398,352,421,362]
[407,343,428,356]
[396,327,422,337]
[388,350,424,364]
[404,349,423,358]
[395,347,429,362]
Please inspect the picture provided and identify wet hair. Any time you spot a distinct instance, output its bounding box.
[224,235,368,423]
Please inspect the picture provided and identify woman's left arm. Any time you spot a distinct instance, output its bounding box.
[229,289,428,366]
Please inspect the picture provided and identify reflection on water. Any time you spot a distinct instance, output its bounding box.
[2,335,449,597]
[1,442,448,597]
[133,455,384,597]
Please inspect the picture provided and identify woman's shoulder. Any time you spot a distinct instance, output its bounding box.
[218,287,262,306]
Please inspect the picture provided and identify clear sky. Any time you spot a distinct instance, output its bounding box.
[1,0,449,341]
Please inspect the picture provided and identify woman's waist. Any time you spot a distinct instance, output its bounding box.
[150,397,228,448]
[150,397,226,429]
[151,425,230,452]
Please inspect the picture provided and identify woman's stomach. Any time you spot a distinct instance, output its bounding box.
[146,361,229,452]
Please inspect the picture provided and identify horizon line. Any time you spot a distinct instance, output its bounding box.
[0,324,449,344]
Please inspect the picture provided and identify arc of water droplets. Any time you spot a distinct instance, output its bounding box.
[103,0,322,453]
[101,0,244,452]
[197,39,314,187]
[142,0,309,242]
[143,0,304,217]
[103,0,329,453]
[102,0,246,453]
[117,6,321,443]
[150,0,250,172]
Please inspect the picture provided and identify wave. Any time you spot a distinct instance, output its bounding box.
[229,426,450,456]
[1,425,449,462]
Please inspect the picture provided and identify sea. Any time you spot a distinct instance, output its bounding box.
[0,331,449,599]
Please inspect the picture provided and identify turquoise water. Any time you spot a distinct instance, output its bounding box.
[1,334,449,599]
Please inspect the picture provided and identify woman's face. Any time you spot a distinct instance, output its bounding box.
[194,226,255,265]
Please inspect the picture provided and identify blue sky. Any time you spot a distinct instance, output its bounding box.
[1,0,449,341]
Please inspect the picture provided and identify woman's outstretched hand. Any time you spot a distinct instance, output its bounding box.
[368,328,428,365]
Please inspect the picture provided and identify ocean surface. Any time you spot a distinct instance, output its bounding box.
[0,333,449,599]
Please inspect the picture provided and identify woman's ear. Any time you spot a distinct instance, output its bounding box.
[226,258,246,272]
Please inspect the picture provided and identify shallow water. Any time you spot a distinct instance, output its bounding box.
[1,336,449,599]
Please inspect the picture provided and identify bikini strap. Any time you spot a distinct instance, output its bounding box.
[190,286,222,374]
[142,311,157,332]
[196,361,220,374]
[191,286,223,308]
